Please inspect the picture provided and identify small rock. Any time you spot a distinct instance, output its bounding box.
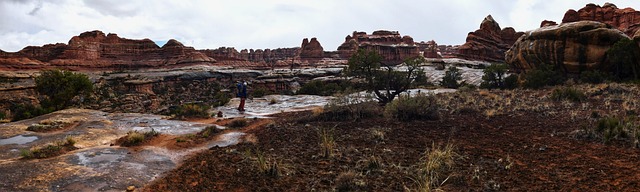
[126,185,136,192]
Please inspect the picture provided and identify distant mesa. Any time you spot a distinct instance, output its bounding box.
[0,30,216,70]
[457,15,524,62]
[337,30,420,64]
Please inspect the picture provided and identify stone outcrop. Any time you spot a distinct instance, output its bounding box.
[337,30,420,64]
[418,40,441,58]
[200,47,300,69]
[458,15,525,62]
[299,38,324,59]
[562,3,640,36]
[0,30,216,70]
[540,20,558,27]
[505,21,629,74]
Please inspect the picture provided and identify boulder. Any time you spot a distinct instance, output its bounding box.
[458,15,525,62]
[505,21,629,74]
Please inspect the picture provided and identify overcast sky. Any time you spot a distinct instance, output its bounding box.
[1,1,639,52]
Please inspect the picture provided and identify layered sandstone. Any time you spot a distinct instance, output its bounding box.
[458,15,525,62]
[0,30,216,70]
[562,3,640,36]
[505,21,629,74]
[299,38,324,59]
[337,30,420,64]
[418,40,441,58]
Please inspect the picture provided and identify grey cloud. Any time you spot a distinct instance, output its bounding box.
[82,0,140,17]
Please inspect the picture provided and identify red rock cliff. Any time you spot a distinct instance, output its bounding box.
[562,3,640,36]
[337,30,420,64]
[0,30,216,70]
[458,15,525,62]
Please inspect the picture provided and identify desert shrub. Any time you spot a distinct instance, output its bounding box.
[27,121,71,132]
[0,111,6,120]
[607,38,640,81]
[212,92,231,107]
[252,86,273,98]
[35,69,93,111]
[335,171,359,192]
[317,127,336,158]
[297,80,348,96]
[314,98,382,122]
[480,63,509,89]
[594,116,640,145]
[120,129,159,146]
[503,74,519,89]
[414,143,457,191]
[523,64,566,89]
[346,49,425,104]
[10,103,52,121]
[384,93,439,122]
[441,66,462,89]
[227,119,248,128]
[22,137,77,159]
[579,70,611,84]
[170,103,211,119]
[550,87,586,102]
[200,126,220,138]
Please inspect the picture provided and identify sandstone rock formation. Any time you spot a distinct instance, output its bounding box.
[540,20,558,27]
[562,3,640,36]
[505,21,629,74]
[337,30,420,64]
[299,38,324,58]
[0,30,216,70]
[417,40,440,58]
[458,15,525,62]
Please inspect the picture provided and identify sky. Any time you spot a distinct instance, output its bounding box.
[1,0,640,52]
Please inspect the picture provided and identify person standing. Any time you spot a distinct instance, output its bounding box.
[236,80,247,111]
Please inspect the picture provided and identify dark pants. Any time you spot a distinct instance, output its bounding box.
[238,97,246,111]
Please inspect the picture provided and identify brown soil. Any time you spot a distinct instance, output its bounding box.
[143,85,640,191]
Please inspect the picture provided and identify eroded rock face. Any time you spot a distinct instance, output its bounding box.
[0,30,216,70]
[419,40,441,58]
[299,38,324,58]
[562,3,640,36]
[505,21,629,74]
[458,15,525,62]
[337,30,420,64]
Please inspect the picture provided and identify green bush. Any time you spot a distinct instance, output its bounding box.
[523,64,565,89]
[503,74,519,89]
[441,66,462,89]
[170,103,211,118]
[384,93,439,122]
[35,69,93,111]
[550,87,586,102]
[10,104,52,121]
[252,86,275,98]
[311,94,383,122]
[480,63,509,89]
[212,92,230,107]
[579,70,611,84]
[121,129,158,146]
[297,80,347,96]
[227,119,248,128]
[606,38,640,81]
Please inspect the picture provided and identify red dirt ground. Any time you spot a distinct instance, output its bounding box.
[143,108,640,191]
